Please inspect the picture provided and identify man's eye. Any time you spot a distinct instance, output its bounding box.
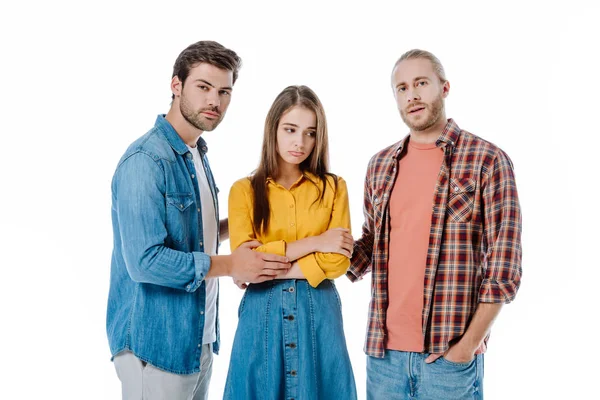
[219,91,231,96]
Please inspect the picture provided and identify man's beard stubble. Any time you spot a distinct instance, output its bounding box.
[401,94,444,132]
[180,93,223,132]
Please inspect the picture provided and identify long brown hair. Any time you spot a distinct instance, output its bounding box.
[251,85,336,235]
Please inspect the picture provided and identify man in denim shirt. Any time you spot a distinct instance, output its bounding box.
[106,41,291,400]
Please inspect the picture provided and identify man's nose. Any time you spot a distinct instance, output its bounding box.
[206,91,220,108]
[406,88,420,103]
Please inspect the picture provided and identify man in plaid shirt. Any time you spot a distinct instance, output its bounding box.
[348,49,522,399]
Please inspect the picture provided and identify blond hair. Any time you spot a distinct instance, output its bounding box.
[393,49,447,83]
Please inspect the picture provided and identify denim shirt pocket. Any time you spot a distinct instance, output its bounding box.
[166,192,195,244]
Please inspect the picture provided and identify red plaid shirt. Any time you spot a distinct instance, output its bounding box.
[348,119,522,358]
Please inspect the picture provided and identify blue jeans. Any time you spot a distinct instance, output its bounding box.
[367,350,484,400]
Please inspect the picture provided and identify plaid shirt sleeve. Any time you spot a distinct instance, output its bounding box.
[478,149,522,303]
[347,163,375,282]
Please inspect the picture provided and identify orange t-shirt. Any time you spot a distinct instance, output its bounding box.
[386,140,443,352]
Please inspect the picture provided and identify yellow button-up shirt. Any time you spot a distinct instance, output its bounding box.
[228,173,351,287]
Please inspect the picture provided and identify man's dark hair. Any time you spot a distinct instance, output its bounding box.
[172,41,242,99]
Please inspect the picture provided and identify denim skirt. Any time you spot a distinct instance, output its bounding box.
[223,279,357,400]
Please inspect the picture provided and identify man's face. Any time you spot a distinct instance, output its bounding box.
[392,58,448,132]
[175,63,234,132]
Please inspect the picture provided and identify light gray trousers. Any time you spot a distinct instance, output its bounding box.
[113,343,213,400]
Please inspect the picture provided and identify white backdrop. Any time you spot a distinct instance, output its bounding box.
[1,0,598,399]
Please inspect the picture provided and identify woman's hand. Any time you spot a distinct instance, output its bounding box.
[315,228,354,257]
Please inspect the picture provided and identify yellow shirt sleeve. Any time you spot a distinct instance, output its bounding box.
[297,177,351,287]
[228,179,287,256]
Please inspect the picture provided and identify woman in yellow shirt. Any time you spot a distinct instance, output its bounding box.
[223,85,357,399]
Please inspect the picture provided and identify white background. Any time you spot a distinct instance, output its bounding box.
[1,0,598,399]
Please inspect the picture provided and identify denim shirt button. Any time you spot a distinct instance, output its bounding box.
[199,241,203,247]
[288,287,295,293]
[200,311,204,315]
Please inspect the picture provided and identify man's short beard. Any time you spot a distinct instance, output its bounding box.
[180,93,223,132]
[401,94,444,132]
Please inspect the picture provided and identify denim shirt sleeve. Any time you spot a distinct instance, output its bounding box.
[113,152,210,292]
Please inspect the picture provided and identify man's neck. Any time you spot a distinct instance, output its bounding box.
[165,107,203,147]
[409,117,448,144]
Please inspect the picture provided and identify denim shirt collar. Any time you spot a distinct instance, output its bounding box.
[155,114,209,156]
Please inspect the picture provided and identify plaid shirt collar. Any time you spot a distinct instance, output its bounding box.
[389,118,462,160]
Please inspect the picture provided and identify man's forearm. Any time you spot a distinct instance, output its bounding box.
[206,255,232,278]
[460,302,503,350]
[219,218,229,242]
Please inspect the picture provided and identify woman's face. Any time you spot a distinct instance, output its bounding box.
[276,106,317,167]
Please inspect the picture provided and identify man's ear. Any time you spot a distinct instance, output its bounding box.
[171,76,182,98]
[442,80,450,98]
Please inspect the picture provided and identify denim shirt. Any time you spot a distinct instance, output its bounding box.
[107,115,220,374]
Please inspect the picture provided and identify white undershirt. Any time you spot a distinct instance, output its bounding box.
[187,145,218,345]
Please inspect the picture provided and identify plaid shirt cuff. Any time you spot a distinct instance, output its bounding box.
[346,268,362,282]
[478,278,519,303]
